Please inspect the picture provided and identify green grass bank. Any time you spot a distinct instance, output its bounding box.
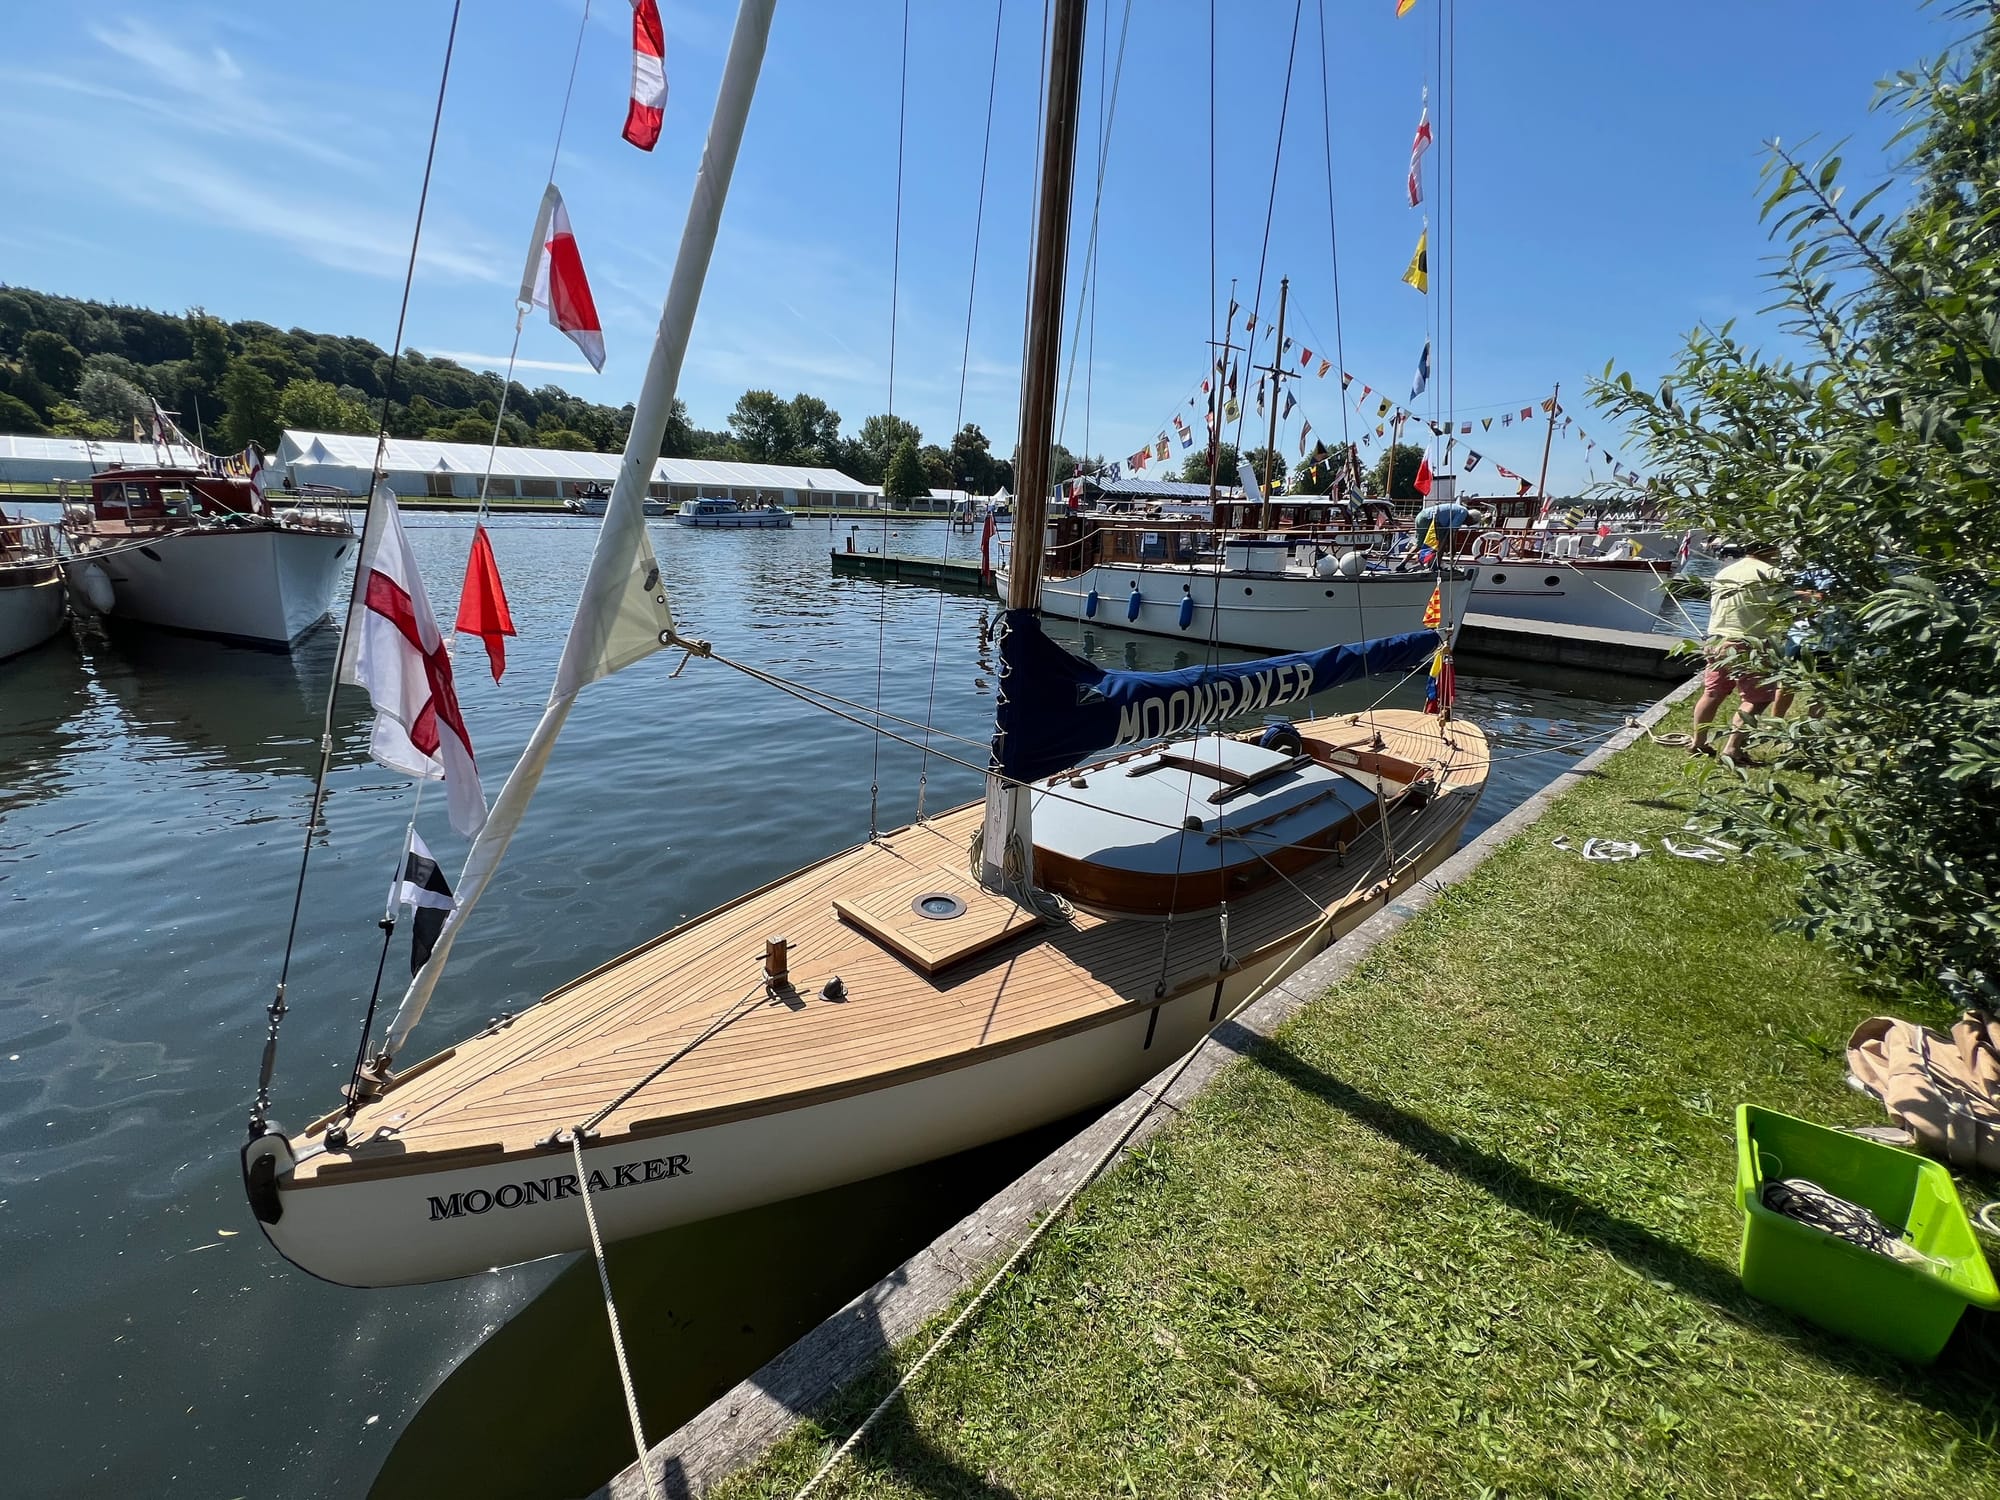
[707,711,2000,1499]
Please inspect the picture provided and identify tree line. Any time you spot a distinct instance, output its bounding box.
[0,286,1029,493]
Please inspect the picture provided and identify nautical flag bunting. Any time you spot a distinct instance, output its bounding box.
[396,831,455,975]
[621,0,668,151]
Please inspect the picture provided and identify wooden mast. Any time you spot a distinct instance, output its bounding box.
[1533,382,1560,505]
[980,0,1089,895]
[1257,275,1290,530]
[1005,0,1089,612]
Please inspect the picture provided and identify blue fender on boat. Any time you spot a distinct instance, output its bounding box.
[1085,588,1099,619]
[1126,584,1142,621]
[1178,590,1194,631]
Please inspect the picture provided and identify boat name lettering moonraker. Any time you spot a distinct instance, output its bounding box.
[1109,663,1316,747]
[425,1154,691,1221]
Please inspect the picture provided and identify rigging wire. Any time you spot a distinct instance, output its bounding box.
[471,0,596,531]
[249,0,463,1140]
[915,0,1007,821]
[868,0,914,842]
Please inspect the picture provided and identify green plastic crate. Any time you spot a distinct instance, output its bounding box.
[1735,1104,1999,1361]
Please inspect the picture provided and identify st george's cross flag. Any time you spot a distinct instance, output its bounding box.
[394,830,455,974]
[1407,98,1433,207]
[521,185,606,371]
[341,484,488,837]
[622,0,668,151]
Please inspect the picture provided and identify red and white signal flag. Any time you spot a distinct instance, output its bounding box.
[1407,96,1433,208]
[521,184,606,372]
[341,485,488,837]
[622,0,667,151]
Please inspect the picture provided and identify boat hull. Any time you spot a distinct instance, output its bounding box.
[674,512,792,528]
[0,572,65,661]
[87,526,352,647]
[1008,563,1474,653]
[1467,558,1669,630]
[245,782,1473,1288]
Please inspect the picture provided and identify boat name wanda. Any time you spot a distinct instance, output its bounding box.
[425,1153,691,1221]
[1109,662,1317,746]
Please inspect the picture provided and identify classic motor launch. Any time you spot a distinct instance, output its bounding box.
[63,464,354,648]
[242,0,1489,1289]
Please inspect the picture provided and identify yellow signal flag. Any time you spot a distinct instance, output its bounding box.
[1424,519,1438,548]
[1423,584,1442,628]
[1403,230,1429,294]
[1397,0,1423,15]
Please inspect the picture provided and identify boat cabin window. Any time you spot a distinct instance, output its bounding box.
[159,486,196,517]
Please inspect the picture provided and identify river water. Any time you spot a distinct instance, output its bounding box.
[0,512,1662,1497]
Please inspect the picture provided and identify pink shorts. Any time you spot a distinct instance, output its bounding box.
[1703,646,1776,708]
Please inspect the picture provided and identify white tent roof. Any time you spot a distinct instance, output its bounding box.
[275,430,871,492]
[0,434,208,473]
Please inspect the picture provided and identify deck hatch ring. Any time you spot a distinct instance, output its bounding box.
[912,892,967,921]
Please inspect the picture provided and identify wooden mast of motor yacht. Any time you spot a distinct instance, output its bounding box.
[977,0,1089,900]
[1256,275,1291,530]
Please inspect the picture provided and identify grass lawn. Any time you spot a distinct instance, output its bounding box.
[713,710,2000,1499]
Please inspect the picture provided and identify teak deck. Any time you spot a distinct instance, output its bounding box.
[296,711,1486,1185]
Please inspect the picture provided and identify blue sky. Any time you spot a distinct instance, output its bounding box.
[0,1,1954,492]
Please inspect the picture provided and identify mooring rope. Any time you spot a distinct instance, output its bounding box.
[573,1130,664,1500]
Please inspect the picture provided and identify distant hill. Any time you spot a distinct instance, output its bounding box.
[0,286,1016,493]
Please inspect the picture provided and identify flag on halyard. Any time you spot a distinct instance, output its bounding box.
[1482,416,1493,431]
[1156,435,1170,461]
[1318,358,1331,377]
[395,831,456,974]
[1460,421,1471,433]
[1422,583,1442,628]
[1413,448,1435,497]
[1223,397,1240,423]
[1340,371,1353,389]
[1245,313,1256,331]
[1298,420,1312,454]
[1423,648,1455,715]
[1376,396,1392,418]
[1256,378,1266,416]
[1410,338,1430,398]
[1403,229,1429,293]
[1465,449,1482,470]
[1229,296,1240,320]
[1407,97,1433,207]
[1298,346,1313,368]
[980,510,997,581]
[621,0,668,151]
[1397,0,1423,15]
[1282,389,1296,419]
[521,185,606,371]
[341,484,487,837]
[455,523,517,681]
[1178,423,1193,450]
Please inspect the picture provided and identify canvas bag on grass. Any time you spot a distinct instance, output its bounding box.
[1847,1012,2000,1171]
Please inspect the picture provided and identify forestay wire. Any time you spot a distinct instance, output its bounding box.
[249,0,464,1140]
[915,0,1006,821]
[867,0,913,841]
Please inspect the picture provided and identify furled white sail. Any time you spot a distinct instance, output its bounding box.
[375,0,778,1062]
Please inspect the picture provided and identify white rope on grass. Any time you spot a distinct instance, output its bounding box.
[573,1131,664,1500]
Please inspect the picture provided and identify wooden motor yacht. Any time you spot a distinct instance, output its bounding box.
[63,464,354,648]
[0,507,66,661]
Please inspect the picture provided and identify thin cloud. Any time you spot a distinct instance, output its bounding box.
[100,155,506,286]
[426,350,602,375]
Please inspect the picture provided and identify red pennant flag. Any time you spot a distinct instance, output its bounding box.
[521,185,606,371]
[455,524,517,681]
[980,510,996,582]
[622,0,668,150]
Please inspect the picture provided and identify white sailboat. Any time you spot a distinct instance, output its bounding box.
[242,0,1489,1288]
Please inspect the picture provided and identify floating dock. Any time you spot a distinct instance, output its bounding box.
[1455,612,1696,679]
[829,548,992,590]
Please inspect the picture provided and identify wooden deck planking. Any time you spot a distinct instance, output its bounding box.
[296,713,1484,1181]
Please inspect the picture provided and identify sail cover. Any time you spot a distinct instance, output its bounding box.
[991,610,1441,784]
